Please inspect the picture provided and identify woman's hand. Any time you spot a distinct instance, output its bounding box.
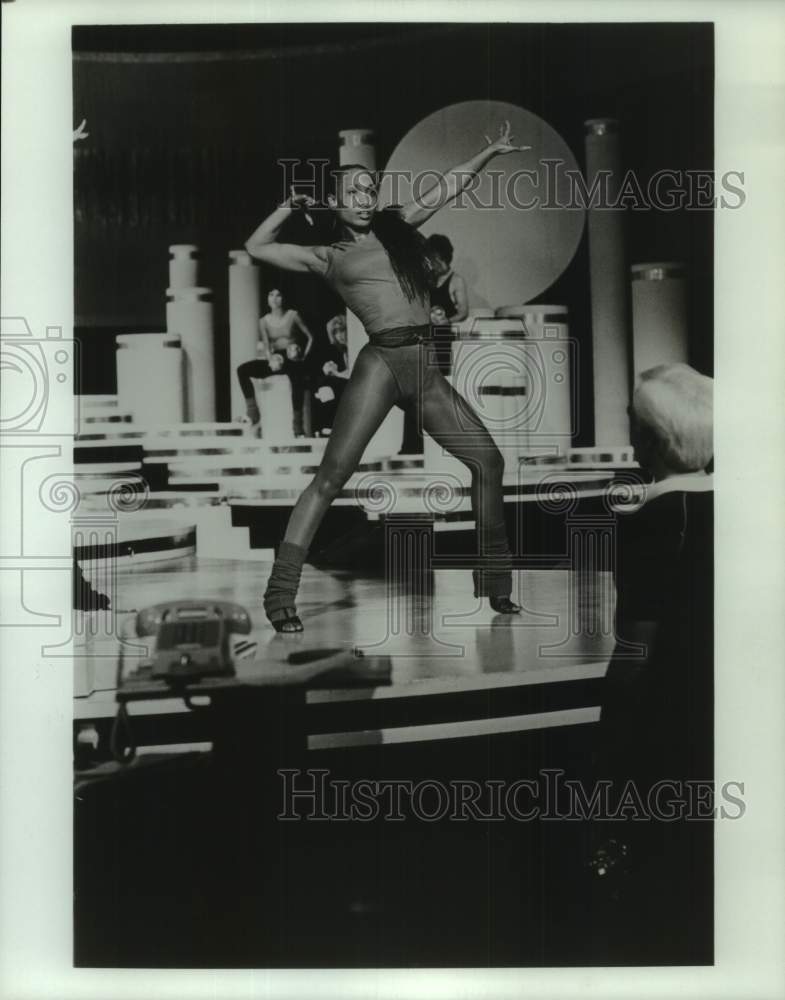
[73,118,89,143]
[430,306,449,326]
[282,186,317,224]
[315,386,336,404]
[483,120,531,156]
[286,343,303,362]
[323,360,339,376]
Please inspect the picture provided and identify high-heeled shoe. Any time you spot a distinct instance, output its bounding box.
[263,540,308,633]
[267,606,304,633]
[489,596,521,614]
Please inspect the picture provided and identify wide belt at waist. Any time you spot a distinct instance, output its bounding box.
[367,324,430,348]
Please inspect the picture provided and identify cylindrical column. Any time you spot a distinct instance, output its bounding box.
[168,244,200,290]
[584,118,631,445]
[256,375,294,443]
[499,372,529,468]
[631,262,689,376]
[496,305,573,457]
[452,307,496,336]
[166,287,216,422]
[449,319,531,469]
[338,129,376,170]
[228,250,262,420]
[116,333,185,426]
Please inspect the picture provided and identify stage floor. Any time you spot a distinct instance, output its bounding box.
[75,556,616,746]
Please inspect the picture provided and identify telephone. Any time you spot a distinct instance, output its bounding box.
[125,600,252,685]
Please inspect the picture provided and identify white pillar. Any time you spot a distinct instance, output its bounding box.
[168,244,199,290]
[255,375,294,442]
[496,305,573,457]
[116,333,185,426]
[338,129,376,171]
[166,287,216,422]
[228,250,262,420]
[449,319,531,468]
[631,262,689,376]
[584,118,631,446]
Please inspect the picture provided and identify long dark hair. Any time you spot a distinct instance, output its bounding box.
[327,164,432,303]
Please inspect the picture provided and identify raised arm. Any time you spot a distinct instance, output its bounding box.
[400,121,531,229]
[246,189,328,274]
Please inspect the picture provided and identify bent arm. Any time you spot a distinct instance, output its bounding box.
[449,274,469,322]
[245,203,328,274]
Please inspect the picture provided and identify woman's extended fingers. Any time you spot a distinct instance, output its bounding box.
[484,121,532,154]
[73,118,89,142]
[289,186,316,208]
[486,121,527,150]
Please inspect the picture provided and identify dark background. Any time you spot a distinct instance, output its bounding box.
[73,22,714,435]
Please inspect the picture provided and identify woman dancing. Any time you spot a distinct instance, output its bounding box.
[312,315,351,432]
[246,121,528,632]
[236,288,314,437]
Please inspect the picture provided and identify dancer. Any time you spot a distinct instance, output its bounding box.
[236,288,314,437]
[426,233,469,327]
[313,315,350,432]
[246,121,529,632]
[322,314,350,377]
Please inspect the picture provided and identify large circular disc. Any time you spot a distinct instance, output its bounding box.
[382,100,585,308]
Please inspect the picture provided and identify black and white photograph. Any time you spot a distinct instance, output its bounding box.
[1,2,784,997]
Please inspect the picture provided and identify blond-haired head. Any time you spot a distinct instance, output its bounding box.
[326,314,347,344]
[630,363,713,475]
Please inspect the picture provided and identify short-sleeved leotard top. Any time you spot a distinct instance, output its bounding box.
[261,309,299,352]
[322,231,430,335]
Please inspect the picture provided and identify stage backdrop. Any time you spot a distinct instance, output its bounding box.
[73,22,714,430]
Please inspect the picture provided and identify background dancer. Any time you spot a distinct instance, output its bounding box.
[246,122,530,632]
[426,232,469,329]
[236,288,313,437]
[312,314,350,433]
